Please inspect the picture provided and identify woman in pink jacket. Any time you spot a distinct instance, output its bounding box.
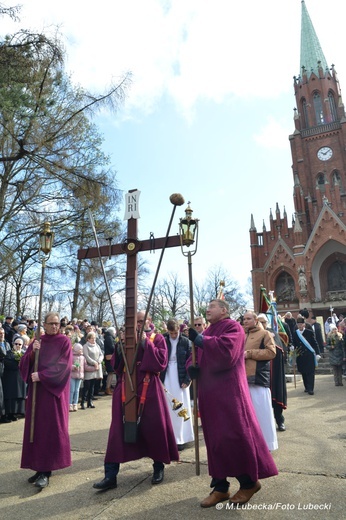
[70,343,85,411]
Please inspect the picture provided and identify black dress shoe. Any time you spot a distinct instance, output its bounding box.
[93,477,117,491]
[308,391,314,395]
[87,402,95,408]
[34,474,49,489]
[151,469,164,484]
[278,423,286,431]
[0,416,11,423]
[28,472,40,483]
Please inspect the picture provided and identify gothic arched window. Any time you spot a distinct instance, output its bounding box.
[301,98,309,129]
[331,170,344,194]
[332,170,341,186]
[317,173,325,184]
[327,261,346,292]
[317,173,326,192]
[275,272,296,302]
[328,91,338,122]
[313,92,324,125]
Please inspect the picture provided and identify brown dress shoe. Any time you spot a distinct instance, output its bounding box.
[105,388,113,395]
[200,490,230,508]
[229,481,261,505]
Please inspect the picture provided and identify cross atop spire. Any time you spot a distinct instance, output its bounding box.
[300,1,328,78]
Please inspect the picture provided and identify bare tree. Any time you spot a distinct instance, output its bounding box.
[0,27,130,243]
[144,272,187,323]
[194,265,247,319]
[0,3,20,21]
[0,24,131,317]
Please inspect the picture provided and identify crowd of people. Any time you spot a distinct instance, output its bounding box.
[0,315,118,425]
[282,309,346,390]
[0,302,345,506]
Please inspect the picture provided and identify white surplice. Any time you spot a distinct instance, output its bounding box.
[163,336,194,445]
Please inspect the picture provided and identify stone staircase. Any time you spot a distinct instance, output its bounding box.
[285,351,332,376]
[315,351,333,375]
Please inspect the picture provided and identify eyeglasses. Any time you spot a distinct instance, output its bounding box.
[194,323,203,327]
[14,343,22,346]
[46,322,60,326]
[137,320,144,323]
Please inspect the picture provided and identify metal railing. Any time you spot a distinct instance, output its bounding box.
[301,121,341,137]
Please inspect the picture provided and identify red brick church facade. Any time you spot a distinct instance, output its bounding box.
[250,1,346,319]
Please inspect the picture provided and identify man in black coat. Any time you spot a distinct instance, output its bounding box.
[103,327,117,395]
[3,317,14,344]
[292,317,321,395]
[0,328,11,423]
[257,314,288,432]
[160,320,192,389]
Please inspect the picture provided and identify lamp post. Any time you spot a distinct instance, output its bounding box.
[179,202,200,475]
[37,221,54,339]
[30,221,54,443]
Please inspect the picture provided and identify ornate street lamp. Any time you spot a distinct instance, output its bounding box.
[39,221,54,257]
[179,202,199,252]
[30,221,54,442]
[179,202,200,475]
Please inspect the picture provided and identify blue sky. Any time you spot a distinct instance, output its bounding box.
[4,0,346,295]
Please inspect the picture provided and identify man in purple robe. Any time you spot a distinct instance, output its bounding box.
[188,299,278,508]
[93,311,179,491]
[19,312,72,489]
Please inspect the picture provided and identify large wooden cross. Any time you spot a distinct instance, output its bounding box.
[77,189,182,442]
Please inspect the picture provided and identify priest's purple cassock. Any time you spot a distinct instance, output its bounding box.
[19,334,72,472]
[104,332,179,464]
[187,318,278,482]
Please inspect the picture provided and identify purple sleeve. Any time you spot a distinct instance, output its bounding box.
[199,321,245,373]
[140,333,168,373]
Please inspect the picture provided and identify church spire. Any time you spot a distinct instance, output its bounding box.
[249,214,256,232]
[300,1,328,78]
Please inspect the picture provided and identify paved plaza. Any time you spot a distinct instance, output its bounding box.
[0,374,345,519]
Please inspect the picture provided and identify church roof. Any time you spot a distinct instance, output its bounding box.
[300,1,328,78]
[303,201,346,255]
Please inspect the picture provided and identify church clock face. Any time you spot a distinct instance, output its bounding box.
[317,146,333,161]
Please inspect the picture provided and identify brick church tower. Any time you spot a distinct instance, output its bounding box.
[250,1,346,319]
